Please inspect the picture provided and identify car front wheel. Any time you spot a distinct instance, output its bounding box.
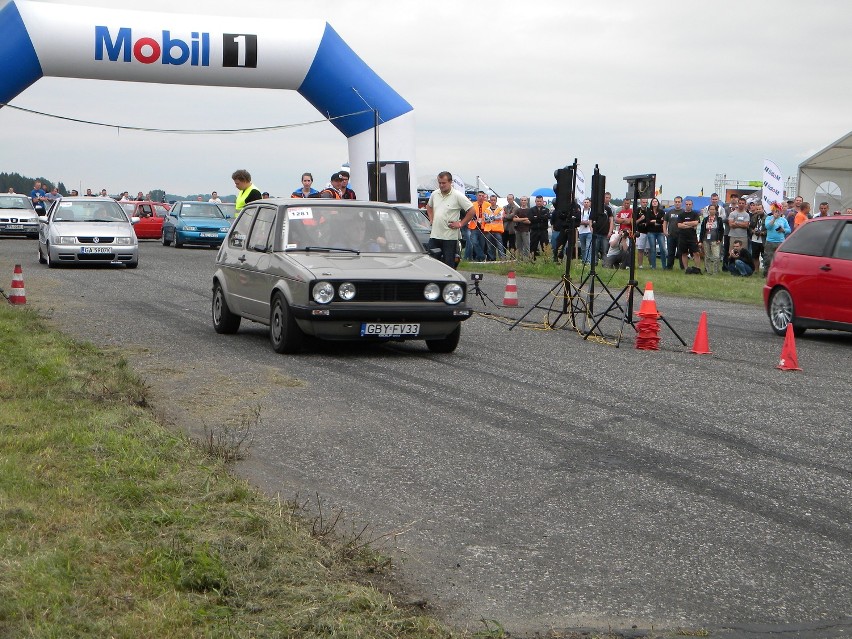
[162,231,171,246]
[37,245,46,264]
[269,292,304,354]
[768,288,805,337]
[212,282,241,334]
[45,243,57,268]
[426,325,461,353]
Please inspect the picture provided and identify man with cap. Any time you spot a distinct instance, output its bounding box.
[317,173,345,199]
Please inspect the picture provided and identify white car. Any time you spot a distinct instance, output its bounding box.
[38,197,140,268]
[0,193,40,238]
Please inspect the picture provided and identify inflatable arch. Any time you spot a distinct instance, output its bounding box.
[0,0,416,202]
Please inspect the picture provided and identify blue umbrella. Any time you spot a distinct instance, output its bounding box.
[531,187,556,198]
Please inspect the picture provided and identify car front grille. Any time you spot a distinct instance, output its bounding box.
[340,281,431,302]
[77,237,115,244]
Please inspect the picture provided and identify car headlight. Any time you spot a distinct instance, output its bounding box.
[442,283,464,305]
[115,236,133,245]
[58,236,77,244]
[338,282,356,301]
[424,283,441,301]
[219,227,229,233]
[183,225,197,231]
[312,281,335,304]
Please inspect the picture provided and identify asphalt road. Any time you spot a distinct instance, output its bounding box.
[3,238,850,638]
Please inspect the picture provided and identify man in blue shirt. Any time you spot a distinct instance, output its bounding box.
[762,203,791,276]
[30,181,47,215]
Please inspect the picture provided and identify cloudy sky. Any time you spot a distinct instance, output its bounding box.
[2,0,851,200]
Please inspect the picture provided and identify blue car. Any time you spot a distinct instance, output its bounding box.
[161,201,231,248]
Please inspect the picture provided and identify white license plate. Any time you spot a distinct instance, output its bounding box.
[80,246,111,254]
[4,225,24,230]
[200,232,219,238]
[360,322,420,337]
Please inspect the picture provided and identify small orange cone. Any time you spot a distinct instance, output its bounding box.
[8,264,26,305]
[502,271,519,307]
[691,311,711,354]
[776,324,802,371]
[636,281,660,318]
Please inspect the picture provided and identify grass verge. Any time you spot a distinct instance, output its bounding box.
[0,303,451,638]
[462,247,766,306]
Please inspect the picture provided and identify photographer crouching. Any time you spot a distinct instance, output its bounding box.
[725,239,754,277]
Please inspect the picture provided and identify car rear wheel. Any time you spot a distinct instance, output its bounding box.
[768,288,805,337]
[212,282,241,334]
[426,325,461,353]
[269,292,303,354]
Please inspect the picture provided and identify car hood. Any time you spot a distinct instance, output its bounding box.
[50,221,134,236]
[178,216,229,226]
[285,252,463,281]
[0,209,38,220]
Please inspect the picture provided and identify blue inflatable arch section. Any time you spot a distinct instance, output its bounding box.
[0,0,416,202]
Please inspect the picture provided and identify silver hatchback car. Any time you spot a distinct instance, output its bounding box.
[38,197,140,268]
[211,199,471,353]
[0,193,40,238]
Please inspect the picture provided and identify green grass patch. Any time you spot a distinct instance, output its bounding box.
[0,304,452,638]
[462,246,766,306]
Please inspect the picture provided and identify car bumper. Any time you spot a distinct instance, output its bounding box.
[290,303,472,339]
[50,244,138,264]
[0,223,39,236]
[176,230,227,245]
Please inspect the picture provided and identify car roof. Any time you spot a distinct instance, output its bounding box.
[261,198,392,208]
[57,196,119,203]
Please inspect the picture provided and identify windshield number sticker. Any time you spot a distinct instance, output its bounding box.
[288,208,313,220]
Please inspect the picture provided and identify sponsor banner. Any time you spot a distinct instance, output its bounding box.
[574,168,586,205]
[762,160,783,214]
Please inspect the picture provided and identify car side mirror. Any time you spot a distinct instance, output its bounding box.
[131,216,140,225]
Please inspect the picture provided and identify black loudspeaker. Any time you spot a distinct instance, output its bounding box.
[624,173,656,200]
[591,165,606,218]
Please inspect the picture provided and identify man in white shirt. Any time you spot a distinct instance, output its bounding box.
[427,171,473,268]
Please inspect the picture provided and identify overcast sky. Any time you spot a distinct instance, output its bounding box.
[2,0,851,200]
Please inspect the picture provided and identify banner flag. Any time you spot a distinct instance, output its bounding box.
[762,160,783,214]
[574,168,586,205]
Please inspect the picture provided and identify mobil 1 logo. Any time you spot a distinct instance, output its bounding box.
[222,34,258,68]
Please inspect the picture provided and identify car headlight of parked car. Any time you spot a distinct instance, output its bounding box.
[58,236,77,244]
[219,227,230,233]
[183,225,197,231]
[115,236,133,245]
[338,282,356,301]
[312,281,335,304]
[424,283,441,301]
[442,283,464,305]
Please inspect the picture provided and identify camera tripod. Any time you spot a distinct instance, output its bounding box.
[469,277,499,307]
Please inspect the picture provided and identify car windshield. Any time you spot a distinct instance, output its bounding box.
[52,201,128,222]
[0,196,34,209]
[282,205,422,253]
[179,203,226,218]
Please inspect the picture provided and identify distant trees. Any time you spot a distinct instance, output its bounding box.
[0,172,67,195]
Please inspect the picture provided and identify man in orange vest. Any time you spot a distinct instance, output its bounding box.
[482,194,505,260]
[463,190,487,261]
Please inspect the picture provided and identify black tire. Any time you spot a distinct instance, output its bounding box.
[173,233,183,248]
[162,231,170,246]
[768,288,805,337]
[426,325,461,353]
[37,245,46,264]
[212,282,241,334]
[269,292,303,354]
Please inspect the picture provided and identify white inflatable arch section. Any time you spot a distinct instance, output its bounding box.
[0,0,415,202]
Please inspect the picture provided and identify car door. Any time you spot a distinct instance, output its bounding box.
[239,205,278,320]
[777,220,838,320]
[219,206,258,315]
[133,204,158,238]
[820,219,852,324]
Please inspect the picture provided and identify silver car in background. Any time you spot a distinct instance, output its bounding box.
[0,193,40,238]
[211,199,471,354]
[38,197,140,268]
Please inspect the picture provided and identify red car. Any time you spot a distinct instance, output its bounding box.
[764,216,852,336]
[121,201,171,239]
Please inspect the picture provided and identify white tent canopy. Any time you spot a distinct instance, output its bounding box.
[798,131,852,212]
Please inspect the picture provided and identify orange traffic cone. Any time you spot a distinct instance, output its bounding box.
[8,264,26,305]
[502,271,519,307]
[776,324,802,371]
[691,311,711,354]
[636,281,660,318]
